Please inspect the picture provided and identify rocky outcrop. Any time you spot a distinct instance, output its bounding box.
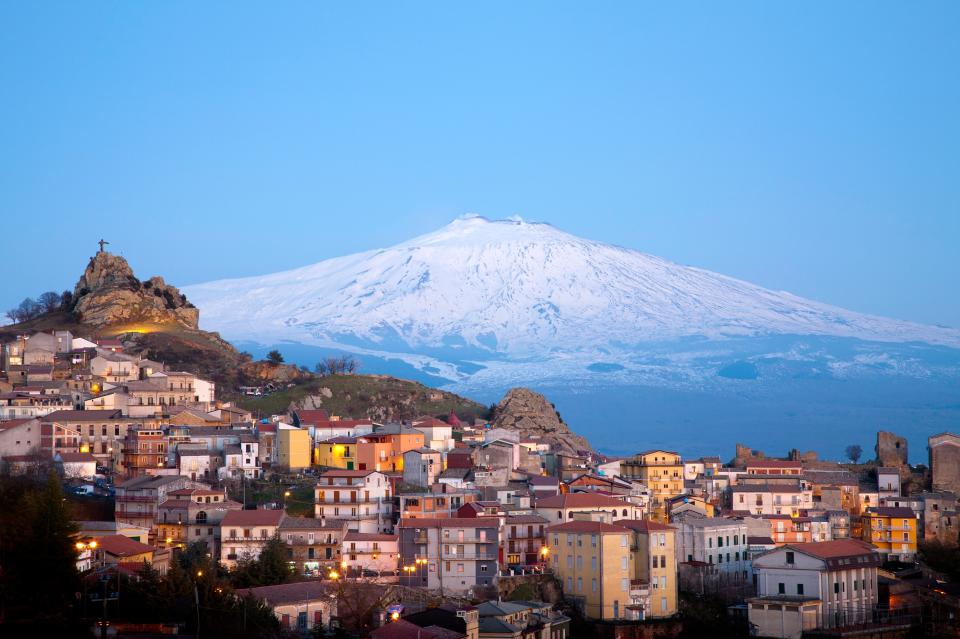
[491,388,592,454]
[72,252,199,329]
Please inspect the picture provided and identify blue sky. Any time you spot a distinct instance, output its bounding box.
[2,2,958,327]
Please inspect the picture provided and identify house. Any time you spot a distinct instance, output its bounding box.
[155,488,241,555]
[503,513,550,567]
[177,448,221,481]
[95,534,169,574]
[534,492,642,524]
[403,447,442,487]
[474,600,570,638]
[220,509,286,568]
[749,539,881,638]
[280,516,347,575]
[0,417,41,460]
[860,507,917,561]
[341,531,399,575]
[314,469,392,533]
[371,618,465,639]
[115,474,202,531]
[397,604,478,639]
[619,450,684,519]
[410,416,456,453]
[237,581,335,634]
[397,488,478,520]
[877,467,901,499]
[729,483,813,517]
[397,517,499,594]
[675,517,750,584]
[315,435,357,469]
[55,451,98,479]
[547,519,678,621]
[121,427,167,477]
[220,439,261,479]
[278,426,311,470]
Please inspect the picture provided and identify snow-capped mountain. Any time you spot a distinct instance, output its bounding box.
[186,215,958,358]
[186,216,960,458]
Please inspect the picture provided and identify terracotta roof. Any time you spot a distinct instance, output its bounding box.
[237,580,332,606]
[399,518,499,529]
[746,460,803,468]
[318,436,357,444]
[535,493,629,508]
[221,510,285,527]
[780,539,880,567]
[42,409,125,422]
[318,469,378,478]
[866,507,916,518]
[293,409,330,424]
[98,534,154,557]
[0,418,38,430]
[546,520,628,534]
[505,514,550,524]
[371,619,451,639]
[614,519,675,532]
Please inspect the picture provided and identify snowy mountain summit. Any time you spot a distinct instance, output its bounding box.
[186,215,958,365]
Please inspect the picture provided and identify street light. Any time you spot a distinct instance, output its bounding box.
[328,569,340,581]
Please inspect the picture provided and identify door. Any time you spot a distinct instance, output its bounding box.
[347,461,354,470]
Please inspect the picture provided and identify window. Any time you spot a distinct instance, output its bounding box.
[834,582,839,594]
[778,582,785,594]
[786,551,794,564]
[591,578,597,592]
[797,584,804,595]
[660,555,666,568]
[577,577,583,592]
[718,536,723,548]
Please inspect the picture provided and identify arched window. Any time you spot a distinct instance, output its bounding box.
[557,511,563,521]
[196,511,207,524]
[622,509,628,517]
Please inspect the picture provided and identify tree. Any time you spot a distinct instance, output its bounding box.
[253,534,290,586]
[266,350,284,364]
[845,444,863,464]
[37,291,61,313]
[59,290,73,310]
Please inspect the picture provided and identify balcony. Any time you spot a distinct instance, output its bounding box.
[440,552,497,560]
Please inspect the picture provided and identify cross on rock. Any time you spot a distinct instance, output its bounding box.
[98,238,109,253]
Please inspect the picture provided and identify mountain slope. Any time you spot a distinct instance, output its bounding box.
[185,215,959,360]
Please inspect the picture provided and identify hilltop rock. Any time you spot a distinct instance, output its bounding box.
[491,387,592,455]
[72,252,199,329]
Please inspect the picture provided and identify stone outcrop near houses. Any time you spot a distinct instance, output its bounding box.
[491,387,592,454]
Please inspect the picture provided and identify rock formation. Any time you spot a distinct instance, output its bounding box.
[72,252,199,329]
[491,387,592,455]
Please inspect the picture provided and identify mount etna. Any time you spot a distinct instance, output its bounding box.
[185,216,960,461]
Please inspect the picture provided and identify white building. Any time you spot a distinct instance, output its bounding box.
[730,483,813,517]
[877,467,901,499]
[402,447,442,487]
[219,440,261,479]
[220,509,285,568]
[314,470,392,533]
[676,517,750,581]
[341,531,399,575]
[749,539,880,638]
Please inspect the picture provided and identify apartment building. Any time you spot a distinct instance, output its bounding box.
[548,520,666,621]
[675,516,749,581]
[397,517,499,594]
[749,540,880,637]
[504,513,549,567]
[730,483,813,517]
[342,531,399,574]
[402,447,442,487]
[220,509,286,568]
[535,493,644,525]
[619,450,684,518]
[115,474,201,532]
[155,487,241,554]
[860,507,917,561]
[617,519,679,619]
[279,516,347,575]
[121,427,167,477]
[314,469,392,533]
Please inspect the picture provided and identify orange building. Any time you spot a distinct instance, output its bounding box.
[121,427,167,477]
[355,426,425,472]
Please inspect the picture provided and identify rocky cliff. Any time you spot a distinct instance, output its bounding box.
[491,388,592,454]
[72,252,199,329]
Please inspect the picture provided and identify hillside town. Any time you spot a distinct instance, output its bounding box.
[1,328,959,639]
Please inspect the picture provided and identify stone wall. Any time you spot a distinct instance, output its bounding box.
[876,431,908,467]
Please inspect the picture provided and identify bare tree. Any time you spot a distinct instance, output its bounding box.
[37,291,61,313]
[845,444,863,464]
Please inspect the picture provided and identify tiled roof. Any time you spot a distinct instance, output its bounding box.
[866,507,916,518]
[221,509,284,527]
[343,532,398,542]
[546,520,627,534]
[57,452,97,463]
[98,534,154,557]
[614,519,675,532]
[535,493,628,508]
[399,518,498,529]
[42,409,125,422]
[237,580,332,605]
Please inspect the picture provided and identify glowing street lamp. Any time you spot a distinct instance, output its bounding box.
[328,569,340,581]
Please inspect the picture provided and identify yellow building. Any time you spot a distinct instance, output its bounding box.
[547,519,678,621]
[315,436,357,469]
[861,507,917,562]
[620,450,684,520]
[278,427,311,470]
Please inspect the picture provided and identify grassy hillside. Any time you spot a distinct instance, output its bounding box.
[238,373,490,423]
